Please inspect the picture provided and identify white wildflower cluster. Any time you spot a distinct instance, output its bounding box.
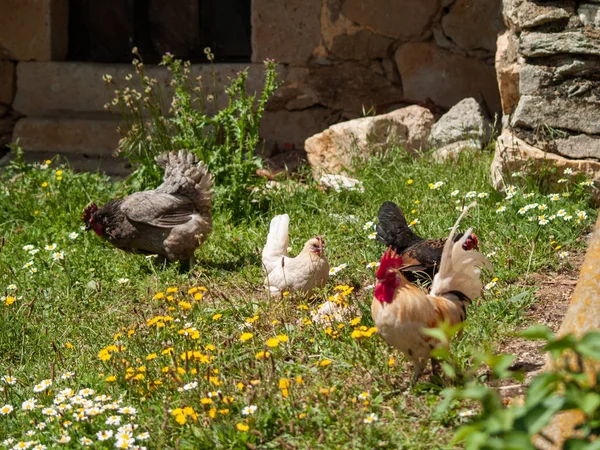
[1,375,149,449]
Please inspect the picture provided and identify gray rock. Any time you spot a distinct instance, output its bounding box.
[429,98,491,149]
[520,30,600,58]
[555,135,600,160]
[578,3,600,27]
[511,95,600,134]
[503,0,574,32]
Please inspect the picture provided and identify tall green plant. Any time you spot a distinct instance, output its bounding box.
[104,49,280,220]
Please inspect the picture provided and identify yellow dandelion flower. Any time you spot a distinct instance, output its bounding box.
[146,353,157,361]
[178,301,192,310]
[208,407,216,418]
[153,292,164,300]
[161,347,174,355]
[105,375,116,382]
[407,179,413,185]
[319,360,332,367]
[240,332,253,342]
[255,351,270,360]
[200,398,212,405]
[41,181,48,188]
[276,334,289,342]
[266,338,279,348]
[65,342,74,349]
[388,357,396,367]
[166,287,178,293]
[296,376,304,384]
[212,313,223,321]
[236,423,249,432]
[5,296,16,306]
[194,292,203,301]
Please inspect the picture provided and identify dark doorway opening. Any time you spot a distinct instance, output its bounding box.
[67,0,252,63]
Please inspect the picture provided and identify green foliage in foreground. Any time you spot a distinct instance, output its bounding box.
[0,147,596,449]
[440,327,600,450]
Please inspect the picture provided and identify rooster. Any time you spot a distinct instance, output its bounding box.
[371,202,491,383]
[82,150,213,265]
[376,201,479,283]
[262,214,329,296]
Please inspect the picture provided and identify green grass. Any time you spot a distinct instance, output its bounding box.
[0,146,596,449]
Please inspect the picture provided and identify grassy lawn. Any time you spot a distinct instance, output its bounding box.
[0,146,596,449]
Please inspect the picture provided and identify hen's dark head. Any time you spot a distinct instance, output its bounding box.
[462,233,479,251]
[82,203,104,236]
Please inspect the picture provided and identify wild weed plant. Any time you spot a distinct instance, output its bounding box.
[104,49,280,221]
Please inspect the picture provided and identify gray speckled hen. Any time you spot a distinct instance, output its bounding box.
[82,150,213,264]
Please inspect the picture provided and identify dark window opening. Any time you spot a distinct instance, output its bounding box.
[67,0,251,63]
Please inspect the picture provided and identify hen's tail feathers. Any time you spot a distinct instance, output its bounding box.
[262,214,290,274]
[375,201,421,250]
[430,202,491,302]
[156,150,214,211]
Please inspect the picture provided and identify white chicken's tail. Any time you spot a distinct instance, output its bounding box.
[430,202,491,302]
[156,150,214,211]
[262,214,290,274]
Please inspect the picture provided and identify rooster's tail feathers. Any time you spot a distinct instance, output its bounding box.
[262,214,290,274]
[430,203,491,302]
[156,150,214,210]
[376,201,420,250]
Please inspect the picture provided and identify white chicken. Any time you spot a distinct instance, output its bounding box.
[261,214,329,296]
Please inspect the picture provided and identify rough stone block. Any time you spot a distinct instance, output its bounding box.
[578,3,600,27]
[251,0,321,63]
[520,30,600,58]
[491,130,600,194]
[0,62,15,105]
[341,0,438,40]
[395,42,501,113]
[511,95,600,134]
[442,0,504,53]
[13,117,121,156]
[503,0,574,32]
[12,62,268,116]
[0,0,68,61]
[495,31,520,115]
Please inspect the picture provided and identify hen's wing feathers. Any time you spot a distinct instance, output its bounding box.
[376,201,423,251]
[120,191,195,228]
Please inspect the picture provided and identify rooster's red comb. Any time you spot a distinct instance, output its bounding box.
[375,247,402,279]
[82,203,99,224]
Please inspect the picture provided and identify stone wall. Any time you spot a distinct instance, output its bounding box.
[0,0,504,173]
[494,0,600,186]
[258,0,504,156]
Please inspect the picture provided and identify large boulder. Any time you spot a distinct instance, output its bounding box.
[430,98,491,160]
[491,129,600,193]
[305,105,434,174]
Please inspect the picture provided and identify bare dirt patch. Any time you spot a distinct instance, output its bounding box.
[494,246,587,398]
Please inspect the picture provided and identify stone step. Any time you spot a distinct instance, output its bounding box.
[13,61,268,116]
[12,116,130,176]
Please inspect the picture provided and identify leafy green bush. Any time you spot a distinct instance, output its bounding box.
[105,49,280,221]
[439,327,600,449]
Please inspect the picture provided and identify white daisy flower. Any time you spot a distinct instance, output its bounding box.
[106,415,121,426]
[465,191,477,198]
[97,430,114,441]
[183,382,198,391]
[557,209,567,217]
[52,252,64,261]
[242,405,257,416]
[363,221,374,231]
[45,244,57,251]
[367,232,377,240]
[559,251,569,259]
[496,206,506,213]
[23,245,34,251]
[22,399,37,410]
[576,210,587,220]
[364,413,378,424]
[477,192,489,198]
[117,278,130,285]
[564,168,573,175]
[0,404,13,415]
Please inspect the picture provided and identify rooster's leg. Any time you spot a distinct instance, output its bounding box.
[411,358,427,385]
[431,358,441,378]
